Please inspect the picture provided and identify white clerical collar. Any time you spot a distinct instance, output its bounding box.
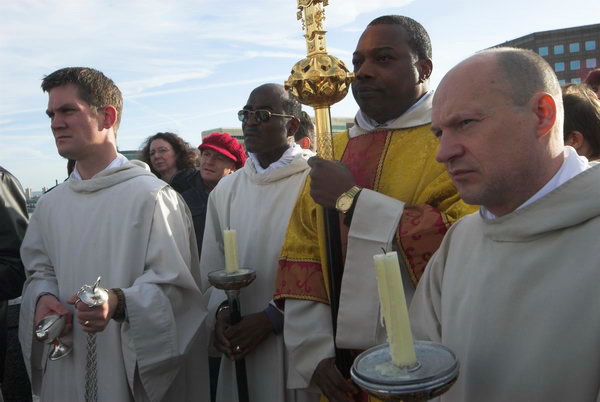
[480,146,590,219]
[248,141,303,175]
[71,153,129,181]
[349,90,433,138]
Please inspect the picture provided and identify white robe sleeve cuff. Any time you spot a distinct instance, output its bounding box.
[336,189,405,349]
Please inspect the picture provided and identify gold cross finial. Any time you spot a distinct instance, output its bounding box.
[296,0,329,56]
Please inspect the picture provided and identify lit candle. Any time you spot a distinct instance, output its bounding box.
[223,229,239,274]
[374,251,417,367]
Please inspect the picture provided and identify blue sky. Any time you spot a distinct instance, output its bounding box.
[1,0,599,191]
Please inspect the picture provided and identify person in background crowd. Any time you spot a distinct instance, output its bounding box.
[0,167,29,402]
[584,67,600,97]
[562,83,600,161]
[294,111,316,152]
[183,132,246,258]
[139,132,199,192]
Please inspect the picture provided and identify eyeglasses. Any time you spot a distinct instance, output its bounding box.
[237,109,296,124]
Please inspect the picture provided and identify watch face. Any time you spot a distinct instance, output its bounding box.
[337,196,352,212]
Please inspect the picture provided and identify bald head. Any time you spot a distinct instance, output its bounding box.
[250,83,301,118]
[432,48,565,217]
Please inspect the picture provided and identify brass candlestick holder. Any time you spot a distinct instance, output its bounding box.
[351,341,459,401]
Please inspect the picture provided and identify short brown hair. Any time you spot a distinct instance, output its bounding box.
[42,67,123,134]
[139,132,199,176]
[485,47,561,106]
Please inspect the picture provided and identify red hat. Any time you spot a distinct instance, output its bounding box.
[199,132,247,170]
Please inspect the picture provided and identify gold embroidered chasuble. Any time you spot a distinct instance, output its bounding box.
[275,124,476,306]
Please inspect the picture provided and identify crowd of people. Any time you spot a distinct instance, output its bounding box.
[2,13,600,402]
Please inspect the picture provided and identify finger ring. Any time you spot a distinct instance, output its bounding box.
[84,320,90,327]
[75,299,82,308]
[234,345,242,353]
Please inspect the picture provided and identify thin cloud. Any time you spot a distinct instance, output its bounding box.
[127,75,287,99]
[120,70,214,95]
[0,108,42,118]
[1,123,48,133]
[243,51,305,59]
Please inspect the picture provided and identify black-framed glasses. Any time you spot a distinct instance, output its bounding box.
[237,109,295,124]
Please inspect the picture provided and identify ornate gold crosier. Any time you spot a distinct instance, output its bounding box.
[285,0,354,159]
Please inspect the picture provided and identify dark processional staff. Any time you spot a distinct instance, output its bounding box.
[286,2,460,401]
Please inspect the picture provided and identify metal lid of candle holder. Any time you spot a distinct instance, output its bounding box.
[351,341,459,401]
[208,268,256,291]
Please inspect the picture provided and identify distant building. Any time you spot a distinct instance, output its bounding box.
[120,150,141,160]
[24,187,33,200]
[201,128,244,146]
[26,199,37,215]
[495,23,600,85]
[330,117,355,132]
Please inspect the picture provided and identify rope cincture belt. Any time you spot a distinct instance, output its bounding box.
[76,277,109,402]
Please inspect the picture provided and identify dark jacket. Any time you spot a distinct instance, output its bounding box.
[171,168,209,258]
[0,166,28,379]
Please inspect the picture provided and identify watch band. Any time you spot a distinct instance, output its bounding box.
[111,288,127,322]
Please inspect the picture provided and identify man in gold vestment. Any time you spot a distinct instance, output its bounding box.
[273,15,477,401]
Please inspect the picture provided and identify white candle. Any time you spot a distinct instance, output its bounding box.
[223,229,239,274]
[374,251,417,367]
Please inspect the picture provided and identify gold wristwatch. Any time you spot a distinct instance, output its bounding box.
[335,185,362,214]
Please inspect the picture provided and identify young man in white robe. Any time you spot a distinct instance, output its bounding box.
[200,83,318,402]
[410,48,600,401]
[18,67,209,402]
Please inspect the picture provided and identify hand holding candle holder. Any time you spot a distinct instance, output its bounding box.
[349,251,459,401]
[35,314,72,361]
[351,341,459,401]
